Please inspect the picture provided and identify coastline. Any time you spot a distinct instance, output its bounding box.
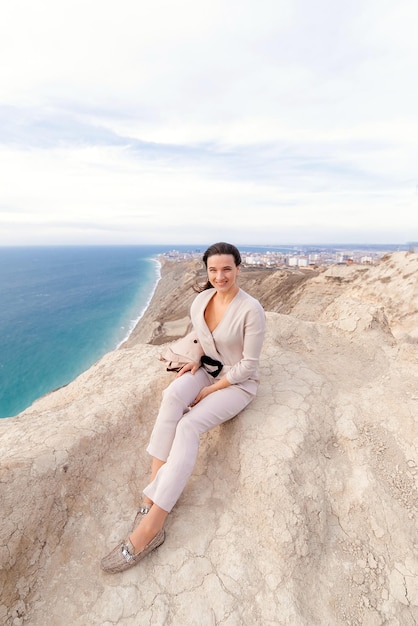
[121,256,204,348]
[116,256,162,349]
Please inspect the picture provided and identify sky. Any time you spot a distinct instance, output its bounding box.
[0,0,417,246]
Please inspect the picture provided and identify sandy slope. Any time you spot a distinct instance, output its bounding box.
[0,252,417,625]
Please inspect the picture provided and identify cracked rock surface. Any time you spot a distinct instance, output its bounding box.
[0,252,417,625]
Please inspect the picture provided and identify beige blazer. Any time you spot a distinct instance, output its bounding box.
[190,288,266,395]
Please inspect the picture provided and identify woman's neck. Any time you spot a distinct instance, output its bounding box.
[214,285,239,305]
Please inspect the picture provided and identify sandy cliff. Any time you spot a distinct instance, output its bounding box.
[0,252,417,626]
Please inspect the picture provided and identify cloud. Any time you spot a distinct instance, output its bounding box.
[0,0,417,245]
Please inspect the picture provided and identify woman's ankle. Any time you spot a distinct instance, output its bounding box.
[130,520,162,553]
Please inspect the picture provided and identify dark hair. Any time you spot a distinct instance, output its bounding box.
[197,242,242,291]
[202,242,242,268]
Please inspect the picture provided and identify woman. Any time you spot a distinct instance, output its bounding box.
[101,242,266,573]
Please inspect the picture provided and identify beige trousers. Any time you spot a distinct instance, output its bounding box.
[143,368,253,512]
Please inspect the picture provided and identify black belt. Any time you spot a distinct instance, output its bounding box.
[200,355,223,378]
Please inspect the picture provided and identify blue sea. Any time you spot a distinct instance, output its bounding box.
[0,245,205,419]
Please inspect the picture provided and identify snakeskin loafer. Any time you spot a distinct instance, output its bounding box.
[100,529,165,574]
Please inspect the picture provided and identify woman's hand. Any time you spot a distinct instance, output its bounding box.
[190,375,232,406]
[176,361,200,378]
[190,385,213,406]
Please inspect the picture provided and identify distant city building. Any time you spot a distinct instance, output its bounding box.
[244,255,263,266]
[162,244,408,269]
[309,253,320,263]
[337,253,353,264]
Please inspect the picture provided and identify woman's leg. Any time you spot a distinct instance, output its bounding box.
[135,385,252,541]
[146,368,211,461]
[130,503,169,553]
[142,368,210,506]
[130,385,250,553]
[130,369,211,548]
[130,386,252,552]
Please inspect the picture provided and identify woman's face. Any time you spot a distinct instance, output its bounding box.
[206,254,240,294]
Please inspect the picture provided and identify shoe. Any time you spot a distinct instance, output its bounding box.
[101,529,165,574]
[132,503,152,531]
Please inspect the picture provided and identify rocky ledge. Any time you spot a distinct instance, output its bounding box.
[0,252,417,625]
